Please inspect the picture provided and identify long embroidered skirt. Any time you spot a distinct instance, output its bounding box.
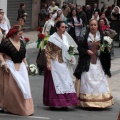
[43,67,79,107]
[0,64,34,116]
[76,59,113,108]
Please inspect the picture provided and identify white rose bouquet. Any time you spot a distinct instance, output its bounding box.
[28,64,38,76]
[23,13,28,21]
[99,36,113,53]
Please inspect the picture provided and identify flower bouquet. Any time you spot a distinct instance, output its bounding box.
[23,13,28,21]
[24,37,30,48]
[99,36,113,53]
[28,64,38,76]
[37,27,42,33]
[64,45,76,63]
[37,33,45,48]
[36,27,45,48]
[68,45,76,56]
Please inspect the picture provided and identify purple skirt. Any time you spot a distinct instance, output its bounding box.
[43,67,79,107]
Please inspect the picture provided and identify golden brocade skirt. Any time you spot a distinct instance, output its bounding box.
[75,79,113,108]
[75,60,114,108]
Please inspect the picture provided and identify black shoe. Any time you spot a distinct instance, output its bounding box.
[0,108,4,113]
[49,107,56,110]
[61,107,69,111]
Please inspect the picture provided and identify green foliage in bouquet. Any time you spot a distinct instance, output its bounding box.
[68,46,75,56]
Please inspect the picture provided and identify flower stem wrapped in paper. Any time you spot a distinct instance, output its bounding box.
[99,36,113,53]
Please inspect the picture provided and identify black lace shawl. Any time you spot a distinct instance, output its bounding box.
[0,39,26,63]
[74,30,111,79]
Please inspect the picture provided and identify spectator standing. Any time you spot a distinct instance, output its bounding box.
[17,3,27,27]
[92,3,100,15]
[98,18,110,32]
[102,4,108,14]
[68,8,83,44]
[39,3,49,26]
[39,3,49,20]
[101,3,106,13]
[77,5,87,26]
[105,6,112,21]
[92,11,100,21]
[100,13,110,27]
[110,6,120,42]
[84,5,92,24]
[62,2,71,17]
[48,1,58,13]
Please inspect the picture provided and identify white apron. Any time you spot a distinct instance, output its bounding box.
[6,59,31,99]
[48,32,76,94]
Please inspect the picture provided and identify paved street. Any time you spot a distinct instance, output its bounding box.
[0,31,120,120]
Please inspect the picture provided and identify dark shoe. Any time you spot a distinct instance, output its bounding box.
[49,107,56,110]
[61,107,70,111]
[0,108,4,113]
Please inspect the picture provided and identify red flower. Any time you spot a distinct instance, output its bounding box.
[37,27,42,33]
[24,37,30,42]
[38,33,45,39]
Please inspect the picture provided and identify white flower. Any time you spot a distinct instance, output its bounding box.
[24,13,28,16]
[29,64,38,75]
[104,36,113,45]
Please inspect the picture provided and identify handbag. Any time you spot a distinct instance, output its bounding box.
[104,29,118,39]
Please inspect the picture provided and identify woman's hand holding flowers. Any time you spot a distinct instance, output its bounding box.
[87,50,93,55]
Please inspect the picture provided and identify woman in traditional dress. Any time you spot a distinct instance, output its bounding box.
[0,13,9,35]
[43,21,79,109]
[36,13,77,75]
[36,13,55,74]
[74,19,113,108]
[0,9,11,30]
[0,25,34,115]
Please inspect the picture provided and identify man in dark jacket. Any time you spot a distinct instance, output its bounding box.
[84,5,92,24]
[92,3,100,15]
[77,5,87,26]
